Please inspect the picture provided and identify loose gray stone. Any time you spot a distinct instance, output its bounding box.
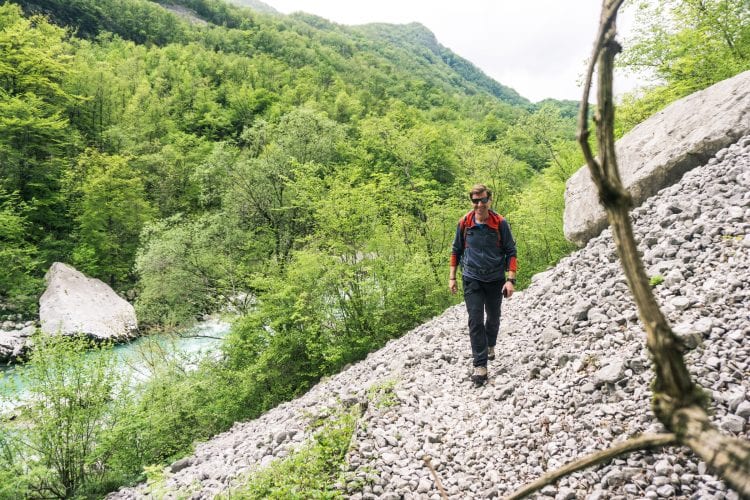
[735,401,750,419]
[673,322,702,350]
[670,296,691,311]
[571,300,593,322]
[170,458,193,474]
[656,484,676,497]
[723,388,747,412]
[654,459,671,476]
[540,327,562,345]
[720,415,746,433]
[594,357,626,385]
[416,477,432,493]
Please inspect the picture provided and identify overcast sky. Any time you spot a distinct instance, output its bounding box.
[260,0,645,102]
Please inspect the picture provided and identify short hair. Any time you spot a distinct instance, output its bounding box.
[469,184,492,199]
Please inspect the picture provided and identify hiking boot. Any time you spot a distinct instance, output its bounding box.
[488,346,496,360]
[471,366,488,386]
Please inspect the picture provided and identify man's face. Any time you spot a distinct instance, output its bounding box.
[471,191,491,217]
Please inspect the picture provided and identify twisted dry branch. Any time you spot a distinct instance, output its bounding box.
[505,0,750,497]
[505,434,677,500]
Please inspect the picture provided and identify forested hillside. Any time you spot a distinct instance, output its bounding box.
[0,1,584,493]
[2,0,576,327]
[1,0,747,496]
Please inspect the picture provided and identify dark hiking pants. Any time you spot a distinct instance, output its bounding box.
[463,276,503,367]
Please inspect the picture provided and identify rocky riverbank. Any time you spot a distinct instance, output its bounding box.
[0,261,140,364]
[0,317,37,363]
[110,136,749,499]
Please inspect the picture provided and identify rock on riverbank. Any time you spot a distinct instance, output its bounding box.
[39,262,138,341]
[0,318,37,363]
[2,263,139,364]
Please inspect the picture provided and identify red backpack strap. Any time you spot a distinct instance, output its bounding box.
[460,212,473,248]
[495,214,504,247]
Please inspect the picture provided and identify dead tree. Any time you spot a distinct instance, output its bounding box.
[507,1,750,498]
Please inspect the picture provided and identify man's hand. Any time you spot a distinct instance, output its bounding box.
[449,278,458,294]
[502,281,514,298]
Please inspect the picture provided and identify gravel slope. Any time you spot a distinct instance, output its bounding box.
[110,136,750,499]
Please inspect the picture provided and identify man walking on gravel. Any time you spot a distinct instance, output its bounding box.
[449,184,517,386]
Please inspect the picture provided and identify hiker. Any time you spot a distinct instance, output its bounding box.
[449,184,517,386]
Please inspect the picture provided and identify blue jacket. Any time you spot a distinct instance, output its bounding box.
[450,210,517,282]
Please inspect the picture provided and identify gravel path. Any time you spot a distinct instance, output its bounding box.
[110,135,750,499]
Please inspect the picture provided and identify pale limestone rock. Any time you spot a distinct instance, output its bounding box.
[39,262,138,340]
[564,70,750,246]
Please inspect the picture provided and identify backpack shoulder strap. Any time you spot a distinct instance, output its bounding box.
[492,212,504,247]
[460,211,473,247]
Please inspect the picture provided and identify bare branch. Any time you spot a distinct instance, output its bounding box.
[674,405,750,496]
[422,455,449,500]
[576,0,750,497]
[515,0,750,498]
[504,434,676,500]
[577,0,626,178]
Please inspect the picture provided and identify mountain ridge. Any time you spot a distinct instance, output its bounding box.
[11,0,532,107]
[351,21,528,106]
[226,0,277,14]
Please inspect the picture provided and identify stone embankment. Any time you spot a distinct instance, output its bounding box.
[111,136,750,499]
[0,316,36,362]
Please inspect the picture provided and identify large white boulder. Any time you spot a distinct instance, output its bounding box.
[564,70,750,247]
[39,262,138,341]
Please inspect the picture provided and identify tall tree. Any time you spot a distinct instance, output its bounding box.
[622,0,750,90]
[0,5,77,255]
[0,191,40,311]
[70,150,153,288]
[616,0,750,132]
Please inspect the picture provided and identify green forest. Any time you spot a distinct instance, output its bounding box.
[0,0,747,496]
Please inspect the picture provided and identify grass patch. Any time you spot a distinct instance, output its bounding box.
[367,379,399,409]
[649,274,664,287]
[225,404,361,499]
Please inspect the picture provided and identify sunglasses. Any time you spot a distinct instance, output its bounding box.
[471,196,490,204]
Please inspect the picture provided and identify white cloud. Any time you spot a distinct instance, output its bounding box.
[258,0,645,102]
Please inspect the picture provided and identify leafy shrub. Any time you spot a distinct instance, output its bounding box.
[1,334,127,498]
[226,405,360,499]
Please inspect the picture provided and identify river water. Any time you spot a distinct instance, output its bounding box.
[0,318,232,411]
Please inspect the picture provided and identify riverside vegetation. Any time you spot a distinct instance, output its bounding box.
[1,0,748,497]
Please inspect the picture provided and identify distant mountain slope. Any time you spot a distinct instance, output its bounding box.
[14,0,194,42]
[11,0,530,107]
[353,21,529,106]
[226,0,277,14]
[160,3,208,25]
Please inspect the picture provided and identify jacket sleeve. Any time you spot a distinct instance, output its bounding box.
[450,223,463,267]
[500,219,518,272]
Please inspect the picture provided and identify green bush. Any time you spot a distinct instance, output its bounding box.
[226,405,360,499]
[105,348,254,478]
[0,334,127,498]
